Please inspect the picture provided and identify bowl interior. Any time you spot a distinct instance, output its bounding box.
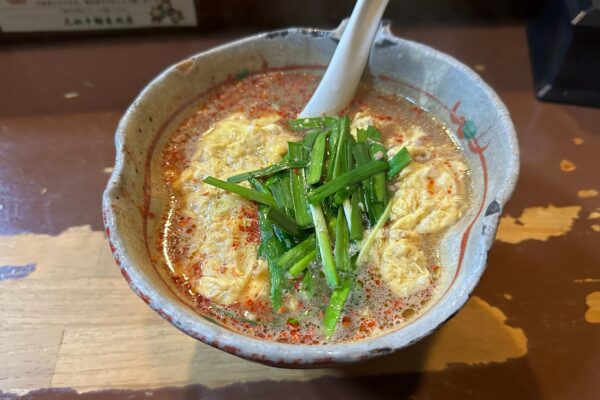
[103,22,518,366]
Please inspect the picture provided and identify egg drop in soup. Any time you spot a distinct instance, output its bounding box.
[157,71,470,344]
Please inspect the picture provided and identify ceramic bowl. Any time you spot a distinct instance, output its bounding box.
[102,21,519,367]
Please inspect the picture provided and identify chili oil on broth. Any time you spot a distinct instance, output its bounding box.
[156,71,470,344]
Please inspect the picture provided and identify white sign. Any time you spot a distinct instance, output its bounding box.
[0,0,197,32]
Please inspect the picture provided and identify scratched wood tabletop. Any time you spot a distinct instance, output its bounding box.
[1,26,599,400]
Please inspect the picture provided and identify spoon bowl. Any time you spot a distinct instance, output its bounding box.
[301,0,389,117]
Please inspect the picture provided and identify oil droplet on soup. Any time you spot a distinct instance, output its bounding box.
[154,71,470,344]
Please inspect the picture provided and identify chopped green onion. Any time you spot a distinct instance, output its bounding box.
[300,269,315,297]
[266,175,286,210]
[349,193,364,241]
[323,278,351,339]
[227,160,308,183]
[369,142,387,160]
[356,201,393,266]
[332,136,356,204]
[326,121,341,181]
[331,115,350,179]
[342,198,353,233]
[332,183,353,205]
[366,126,382,141]
[388,147,412,179]
[345,136,356,171]
[272,225,294,249]
[276,234,316,269]
[356,125,381,142]
[289,248,317,277]
[369,143,388,205]
[334,207,350,272]
[257,206,286,312]
[250,179,296,248]
[306,131,327,185]
[278,174,295,216]
[302,129,322,151]
[266,207,305,237]
[204,176,276,207]
[288,142,312,226]
[325,209,337,239]
[288,116,337,131]
[352,142,377,224]
[307,160,389,204]
[248,177,269,193]
[309,203,339,288]
[267,249,284,312]
[352,142,371,167]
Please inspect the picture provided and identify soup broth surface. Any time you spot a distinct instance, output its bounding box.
[156,71,469,344]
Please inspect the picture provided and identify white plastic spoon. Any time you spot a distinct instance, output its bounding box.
[300,0,389,270]
[300,0,390,117]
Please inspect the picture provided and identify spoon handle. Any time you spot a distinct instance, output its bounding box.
[301,0,389,118]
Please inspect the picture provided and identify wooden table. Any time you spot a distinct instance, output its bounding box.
[1,25,599,400]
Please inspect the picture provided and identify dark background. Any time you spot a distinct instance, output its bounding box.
[194,0,545,29]
[0,0,547,42]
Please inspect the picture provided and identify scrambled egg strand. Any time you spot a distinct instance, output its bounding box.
[175,113,295,305]
[355,113,468,299]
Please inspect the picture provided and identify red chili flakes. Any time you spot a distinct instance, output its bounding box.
[219,265,228,274]
[237,207,260,244]
[202,191,209,196]
[293,168,300,174]
[242,206,258,219]
[171,275,183,286]
[427,176,435,195]
[196,294,210,307]
[342,316,352,328]
[410,105,423,116]
[190,262,202,278]
[245,220,260,244]
[367,320,376,328]
[392,299,404,308]
[293,278,302,290]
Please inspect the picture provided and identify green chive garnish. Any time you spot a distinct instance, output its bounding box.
[323,278,351,339]
[388,147,411,179]
[203,176,276,207]
[306,131,327,185]
[266,207,305,237]
[307,160,389,204]
[334,207,350,272]
[227,160,308,183]
[310,203,339,288]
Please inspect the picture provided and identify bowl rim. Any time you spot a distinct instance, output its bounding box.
[102,22,519,367]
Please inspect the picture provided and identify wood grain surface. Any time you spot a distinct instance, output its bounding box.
[1,26,599,400]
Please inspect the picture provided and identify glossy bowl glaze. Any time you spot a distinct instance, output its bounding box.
[102,21,519,367]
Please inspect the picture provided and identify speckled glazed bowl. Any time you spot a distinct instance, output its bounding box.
[103,21,519,367]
